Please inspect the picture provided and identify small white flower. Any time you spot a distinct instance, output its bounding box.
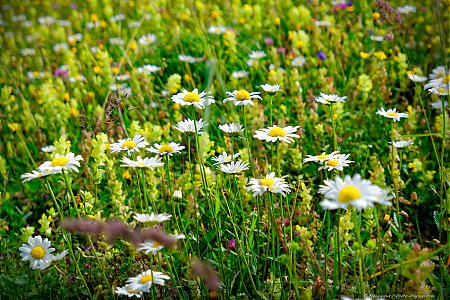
[429,66,448,80]
[319,174,392,210]
[207,25,229,35]
[137,65,161,75]
[397,5,416,14]
[171,88,215,109]
[315,92,347,105]
[21,169,61,182]
[173,190,183,198]
[138,33,157,45]
[219,123,244,134]
[314,20,332,27]
[253,125,300,144]
[120,156,164,169]
[178,54,204,63]
[231,70,249,79]
[19,236,67,270]
[41,145,56,153]
[370,35,384,42]
[431,100,448,110]
[390,140,414,148]
[318,153,354,171]
[428,85,450,96]
[303,151,340,164]
[174,118,208,135]
[211,152,241,165]
[38,153,83,173]
[115,284,143,298]
[20,48,36,56]
[137,234,185,255]
[147,142,185,156]
[223,90,262,106]
[68,33,82,44]
[260,84,282,94]
[110,37,125,46]
[126,270,171,293]
[110,14,126,22]
[110,135,149,156]
[407,72,427,83]
[133,213,172,223]
[376,107,408,122]
[246,172,291,197]
[116,74,131,81]
[291,56,306,67]
[249,50,266,60]
[218,160,249,174]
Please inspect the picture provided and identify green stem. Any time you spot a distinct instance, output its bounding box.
[352,207,366,297]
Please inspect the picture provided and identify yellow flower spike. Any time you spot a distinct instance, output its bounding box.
[8,123,20,132]
[295,225,301,231]
[63,93,70,102]
[373,12,380,21]
[239,17,246,25]
[93,66,101,74]
[347,6,354,12]
[128,0,134,7]
[90,14,98,22]
[180,12,189,21]
[360,52,371,59]
[274,17,280,26]
[112,67,120,75]
[184,74,192,83]
[384,214,390,222]
[173,103,180,110]
[373,51,387,60]
[210,11,219,19]
[69,108,79,117]
[122,170,131,180]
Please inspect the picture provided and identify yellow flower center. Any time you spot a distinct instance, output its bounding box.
[326,159,339,167]
[159,145,174,153]
[235,90,251,101]
[31,246,46,259]
[268,127,286,137]
[152,241,161,248]
[387,111,398,117]
[225,157,232,162]
[338,186,361,203]
[317,154,328,160]
[51,157,69,167]
[139,274,153,284]
[442,75,450,84]
[183,92,201,103]
[260,178,275,186]
[122,141,137,149]
[437,87,445,93]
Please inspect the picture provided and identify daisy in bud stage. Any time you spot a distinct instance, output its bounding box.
[37,152,83,173]
[253,125,300,143]
[147,142,185,156]
[126,270,171,293]
[19,235,68,270]
[246,172,291,197]
[319,174,392,210]
[315,92,347,105]
[376,107,408,122]
[133,213,172,224]
[219,123,244,134]
[318,153,354,171]
[218,160,249,174]
[211,152,241,165]
[174,118,208,135]
[260,84,282,95]
[120,156,164,169]
[171,88,214,109]
[110,135,149,156]
[223,90,262,106]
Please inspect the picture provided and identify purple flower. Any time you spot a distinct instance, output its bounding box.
[264,37,274,46]
[317,51,326,60]
[284,218,290,226]
[277,47,287,54]
[70,3,78,9]
[227,239,236,251]
[54,68,68,79]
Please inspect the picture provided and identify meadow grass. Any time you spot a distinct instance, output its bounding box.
[0,0,449,299]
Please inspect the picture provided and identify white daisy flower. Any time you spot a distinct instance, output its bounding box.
[116,74,131,81]
[390,140,414,148]
[429,66,448,80]
[260,84,282,94]
[406,71,427,82]
[41,145,56,153]
[68,33,82,44]
[207,25,228,35]
[319,174,392,210]
[37,153,83,173]
[211,152,241,165]
[21,169,61,182]
[428,85,450,96]
[303,151,340,164]
[137,65,161,75]
[126,270,171,293]
[218,123,244,134]
[376,107,408,122]
[110,14,126,22]
[223,90,262,106]
[120,156,164,169]
[291,56,306,67]
[171,88,215,109]
[218,160,249,174]
[20,48,36,56]
[246,172,291,197]
[253,125,300,143]
[110,37,125,46]
[19,236,68,270]
[431,100,448,110]
[314,20,332,27]
[370,35,384,42]
[147,142,185,156]
[137,234,185,255]
[178,54,205,63]
[231,70,249,79]
[38,16,54,25]
[249,50,267,60]
[173,190,183,198]
[110,135,149,156]
[315,92,347,105]
[138,33,157,45]
[115,285,143,298]
[397,5,416,14]
[133,213,172,223]
[318,153,354,171]
[174,118,208,135]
